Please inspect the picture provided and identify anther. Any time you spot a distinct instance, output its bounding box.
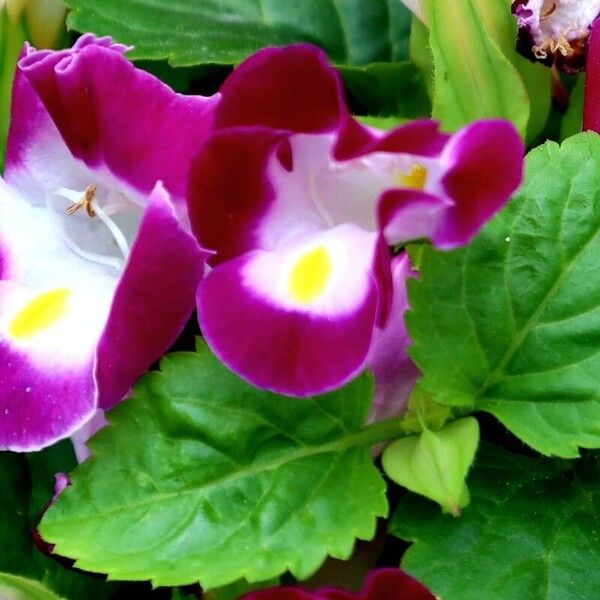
[541,2,557,20]
[66,184,97,217]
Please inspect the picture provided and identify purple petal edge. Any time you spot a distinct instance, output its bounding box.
[96,182,207,410]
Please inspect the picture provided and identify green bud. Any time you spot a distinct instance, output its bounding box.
[0,0,65,168]
[382,416,480,515]
[24,0,67,50]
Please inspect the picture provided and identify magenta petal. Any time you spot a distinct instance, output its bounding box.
[96,183,207,410]
[198,249,378,398]
[243,569,435,600]
[378,189,449,246]
[189,127,287,264]
[438,119,524,248]
[14,34,218,203]
[328,568,436,600]
[215,44,346,133]
[367,254,420,423]
[0,344,96,451]
[372,234,394,327]
[335,119,450,161]
[377,121,522,249]
[4,46,72,204]
[73,34,130,52]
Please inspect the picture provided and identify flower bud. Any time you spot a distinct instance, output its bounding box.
[1,0,66,48]
[382,417,480,515]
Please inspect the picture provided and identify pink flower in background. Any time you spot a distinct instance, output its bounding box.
[513,0,600,72]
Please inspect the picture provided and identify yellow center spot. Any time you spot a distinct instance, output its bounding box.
[289,246,332,304]
[397,163,428,190]
[9,288,71,340]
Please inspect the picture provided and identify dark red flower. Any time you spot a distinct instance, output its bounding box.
[241,568,435,600]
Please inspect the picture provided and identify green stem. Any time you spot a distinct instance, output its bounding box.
[339,416,412,450]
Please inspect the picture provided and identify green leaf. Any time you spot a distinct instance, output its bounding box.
[339,62,430,118]
[515,61,551,143]
[0,453,34,575]
[204,578,279,600]
[27,441,77,521]
[412,0,550,139]
[479,1,551,142]
[0,446,115,600]
[172,589,198,600]
[0,573,64,600]
[408,132,600,457]
[426,0,531,136]
[390,444,600,600]
[382,417,479,514]
[469,0,551,135]
[409,16,433,99]
[40,342,391,589]
[356,115,407,130]
[65,0,411,66]
[561,75,584,141]
[0,11,27,171]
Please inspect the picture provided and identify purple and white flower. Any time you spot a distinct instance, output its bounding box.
[0,35,218,451]
[188,45,524,401]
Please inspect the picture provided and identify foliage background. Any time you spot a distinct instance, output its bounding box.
[2,1,599,599]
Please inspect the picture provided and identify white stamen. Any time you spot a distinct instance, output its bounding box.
[93,202,130,263]
[48,186,132,271]
[309,173,335,227]
[59,232,124,271]
[54,186,82,203]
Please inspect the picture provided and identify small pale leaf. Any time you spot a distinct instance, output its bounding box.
[382,417,479,514]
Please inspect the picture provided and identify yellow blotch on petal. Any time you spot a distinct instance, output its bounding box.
[397,163,428,191]
[9,288,71,340]
[289,246,332,304]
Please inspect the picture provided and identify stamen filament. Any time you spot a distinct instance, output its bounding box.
[49,185,132,271]
[93,203,131,263]
[58,228,125,271]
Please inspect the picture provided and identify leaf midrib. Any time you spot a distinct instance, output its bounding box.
[476,160,599,398]
[45,416,401,524]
